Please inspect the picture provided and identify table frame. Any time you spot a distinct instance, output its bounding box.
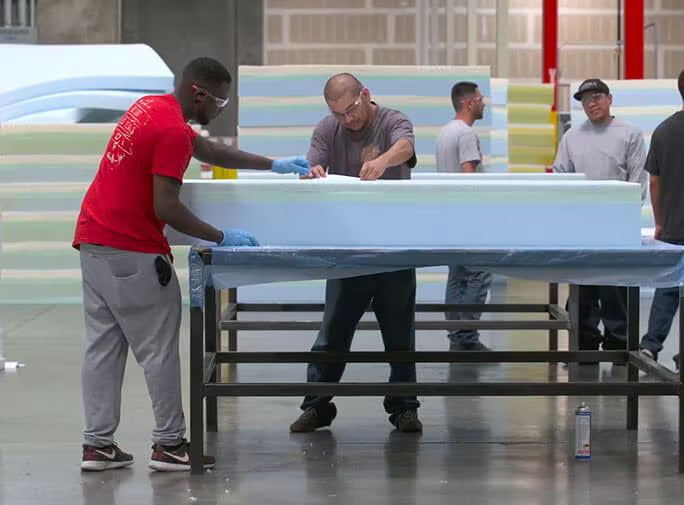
[189,253,684,474]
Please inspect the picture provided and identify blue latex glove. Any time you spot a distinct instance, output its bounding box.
[271,156,311,176]
[218,229,260,247]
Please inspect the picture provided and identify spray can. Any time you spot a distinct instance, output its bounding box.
[575,402,591,459]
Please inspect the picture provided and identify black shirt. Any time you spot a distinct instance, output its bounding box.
[644,110,684,243]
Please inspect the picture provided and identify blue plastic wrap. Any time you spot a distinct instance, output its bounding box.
[188,240,684,307]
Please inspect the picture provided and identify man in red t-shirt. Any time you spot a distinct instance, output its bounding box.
[74,57,310,473]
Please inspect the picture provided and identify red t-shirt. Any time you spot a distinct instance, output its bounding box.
[73,94,198,255]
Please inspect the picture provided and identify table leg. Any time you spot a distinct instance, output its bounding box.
[549,282,559,351]
[228,287,238,352]
[626,286,639,430]
[190,305,205,474]
[678,287,684,472]
[205,285,218,432]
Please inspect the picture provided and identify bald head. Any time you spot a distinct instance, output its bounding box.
[324,73,363,102]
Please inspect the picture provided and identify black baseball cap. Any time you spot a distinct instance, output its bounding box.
[573,79,610,101]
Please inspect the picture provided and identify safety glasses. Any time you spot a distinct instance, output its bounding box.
[192,84,230,108]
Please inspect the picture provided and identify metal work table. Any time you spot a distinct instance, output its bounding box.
[188,242,684,474]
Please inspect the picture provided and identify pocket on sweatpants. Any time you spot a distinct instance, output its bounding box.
[109,255,139,279]
[110,256,163,311]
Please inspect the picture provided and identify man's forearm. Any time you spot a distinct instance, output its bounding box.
[376,138,414,168]
[203,146,272,170]
[461,161,478,173]
[195,138,272,170]
[650,176,662,226]
[161,200,222,244]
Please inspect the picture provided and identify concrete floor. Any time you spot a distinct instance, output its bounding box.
[1,279,683,505]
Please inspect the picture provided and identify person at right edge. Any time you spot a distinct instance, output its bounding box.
[638,70,684,371]
[288,72,422,434]
[553,78,647,358]
[74,57,310,473]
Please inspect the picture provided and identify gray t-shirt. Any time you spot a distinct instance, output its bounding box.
[644,110,684,243]
[306,105,416,180]
[553,117,648,201]
[435,119,482,172]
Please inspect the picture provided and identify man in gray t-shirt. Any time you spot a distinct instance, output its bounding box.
[289,72,422,434]
[554,83,647,201]
[307,97,416,180]
[553,78,647,354]
[435,81,493,351]
[435,118,481,173]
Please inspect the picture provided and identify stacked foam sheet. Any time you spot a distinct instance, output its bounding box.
[0,125,121,303]
[0,44,173,124]
[0,123,204,304]
[507,83,555,173]
[170,178,642,248]
[490,78,509,173]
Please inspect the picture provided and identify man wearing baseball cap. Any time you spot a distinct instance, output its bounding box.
[572,78,611,102]
[553,77,648,357]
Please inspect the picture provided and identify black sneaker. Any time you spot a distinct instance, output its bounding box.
[289,405,336,433]
[449,341,492,351]
[674,354,680,371]
[148,440,215,472]
[81,443,134,472]
[393,410,423,433]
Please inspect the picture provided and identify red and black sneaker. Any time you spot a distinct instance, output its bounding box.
[148,439,215,472]
[81,443,134,471]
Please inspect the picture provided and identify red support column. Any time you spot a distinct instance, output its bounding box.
[625,0,644,79]
[542,0,559,159]
[542,0,558,84]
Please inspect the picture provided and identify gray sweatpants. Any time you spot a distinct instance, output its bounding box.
[80,244,185,448]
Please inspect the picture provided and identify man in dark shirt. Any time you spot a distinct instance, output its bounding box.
[638,69,684,370]
[289,73,422,433]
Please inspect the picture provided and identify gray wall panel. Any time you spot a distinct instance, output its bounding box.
[121,0,263,136]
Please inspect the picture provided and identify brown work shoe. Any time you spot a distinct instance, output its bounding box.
[289,407,334,433]
[394,410,423,433]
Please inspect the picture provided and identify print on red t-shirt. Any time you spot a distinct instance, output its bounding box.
[73,94,198,255]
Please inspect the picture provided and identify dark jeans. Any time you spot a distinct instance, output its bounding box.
[301,269,420,418]
[444,265,492,345]
[640,238,684,362]
[640,287,680,355]
[570,285,628,350]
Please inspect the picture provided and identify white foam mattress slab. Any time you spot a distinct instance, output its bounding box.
[234,172,586,181]
[170,178,642,248]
